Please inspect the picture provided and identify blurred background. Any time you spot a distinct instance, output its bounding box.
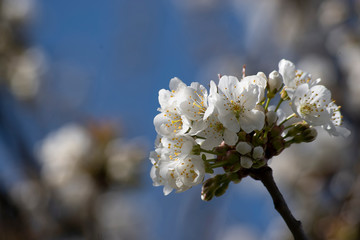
[0,0,359,239]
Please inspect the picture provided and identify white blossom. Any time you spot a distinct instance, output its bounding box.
[279,59,320,98]
[196,110,238,150]
[211,75,265,133]
[291,84,333,126]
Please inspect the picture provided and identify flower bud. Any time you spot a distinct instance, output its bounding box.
[266,136,285,158]
[252,146,264,160]
[236,142,252,155]
[303,128,317,142]
[240,156,253,168]
[214,181,230,197]
[287,122,310,136]
[268,70,283,92]
[292,127,317,143]
[257,72,267,81]
[266,110,278,126]
[224,150,240,164]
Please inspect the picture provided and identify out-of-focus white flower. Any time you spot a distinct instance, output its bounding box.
[95,192,145,240]
[9,48,46,100]
[105,139,146,183]
[2,0,34,21]
[38,124,91,186]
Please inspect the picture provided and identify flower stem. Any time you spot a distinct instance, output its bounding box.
[249,167,308,240]
[210,161,228,168]
[275,98,284,112]
[200,148,225,156]
[278,113,296,126]
[264,97,271,111]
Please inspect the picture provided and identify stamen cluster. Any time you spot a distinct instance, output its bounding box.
[150,59,350,198]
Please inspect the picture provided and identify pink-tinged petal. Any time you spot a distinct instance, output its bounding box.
[223,129,238,146]
[239,109,265,133]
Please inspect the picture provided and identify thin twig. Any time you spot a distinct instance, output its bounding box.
[249,166,308,240]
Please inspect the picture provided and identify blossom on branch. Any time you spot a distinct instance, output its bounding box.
[150,59,350,197]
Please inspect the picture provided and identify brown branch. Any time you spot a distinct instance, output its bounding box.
[249,166,308,240]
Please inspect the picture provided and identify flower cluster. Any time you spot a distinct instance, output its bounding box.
[150,59,350,198]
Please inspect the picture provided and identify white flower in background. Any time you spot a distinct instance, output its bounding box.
[38,124,91,186]
[106,139,146,182]
[211,75,265,133]
[279,59,321,98]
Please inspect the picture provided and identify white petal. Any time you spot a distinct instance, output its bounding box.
[279,59,296,87]
[239,109,265,133]
[169,77,186,91]
[252,146,264,159]
[218,113,240,132]
[240,156,253,169]
[241,84,261,109]
[223,129,238,146]
[236,142,252,155]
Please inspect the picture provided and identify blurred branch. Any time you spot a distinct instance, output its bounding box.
[250,166,308,240]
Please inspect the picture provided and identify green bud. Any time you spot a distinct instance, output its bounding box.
[303,128,317,142]
[214,181,230,197]
[267,136,285,158]
[292,127,317,143]
[269,126,283,138]
[287,122,310,136]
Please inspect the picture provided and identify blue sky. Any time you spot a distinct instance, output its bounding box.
[18,0,285,239]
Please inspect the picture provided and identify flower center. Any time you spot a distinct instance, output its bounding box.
[299,104,313,115]
[230,100,244,118]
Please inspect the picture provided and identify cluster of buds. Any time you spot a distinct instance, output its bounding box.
[150,59,350,199]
